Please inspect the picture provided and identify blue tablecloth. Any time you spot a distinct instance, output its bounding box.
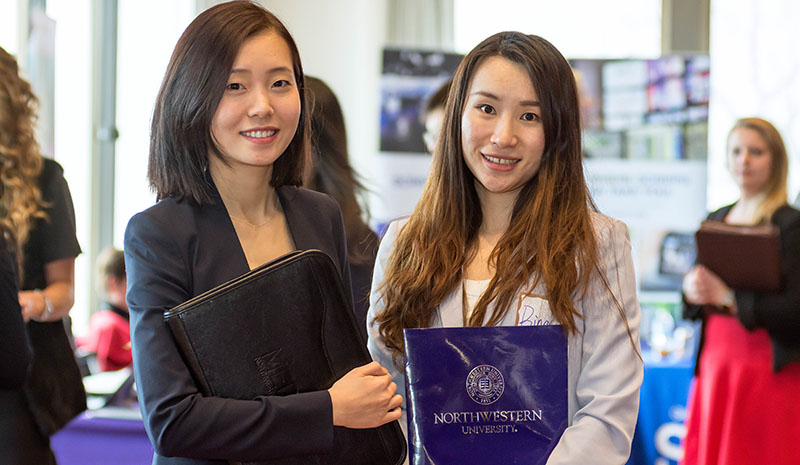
[51,409,153,465]
[627,359,694,465]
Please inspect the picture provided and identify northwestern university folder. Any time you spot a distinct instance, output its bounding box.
[403,326,568,465]
[164,250,406,465]
[695,220,781,293]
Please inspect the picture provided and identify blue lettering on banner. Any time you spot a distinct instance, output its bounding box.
[653,404,686,464]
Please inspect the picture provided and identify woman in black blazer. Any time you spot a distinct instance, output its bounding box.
[681,118,800,465]
[123,3,401,464]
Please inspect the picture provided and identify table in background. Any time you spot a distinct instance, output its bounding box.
[51,407,153,465]
[627,358,694,465]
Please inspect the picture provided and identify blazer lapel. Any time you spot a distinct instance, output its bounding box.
[193,185,250,292]
[709,203,734,222]
[278,185,314,252]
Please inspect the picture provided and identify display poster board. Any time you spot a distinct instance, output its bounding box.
[572,54,709,318]
[575,56,710,465]
[374,48,462,229]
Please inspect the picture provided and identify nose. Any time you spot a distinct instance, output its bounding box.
[249,87,274,119]
[739,149,752,165]
[490,116,517,147]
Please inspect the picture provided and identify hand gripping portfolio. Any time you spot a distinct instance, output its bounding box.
[164,249,406,465]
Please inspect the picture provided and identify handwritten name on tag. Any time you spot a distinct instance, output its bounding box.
[517,295,555,326]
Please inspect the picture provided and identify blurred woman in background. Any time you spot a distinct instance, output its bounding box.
[682,117,800,465]
[304,76,378,341]
[0,45,84,465]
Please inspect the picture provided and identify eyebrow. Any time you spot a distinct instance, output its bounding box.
[471,90,539,107]
[230,66,294,75]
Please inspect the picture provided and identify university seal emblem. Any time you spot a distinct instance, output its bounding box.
[466,364,505,405]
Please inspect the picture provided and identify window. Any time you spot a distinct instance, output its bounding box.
[0,0,19,54]
[114,0,195,246]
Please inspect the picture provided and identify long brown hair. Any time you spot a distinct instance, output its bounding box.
[728,117,788,223]
[0,46,46,260]
[375,32,626,363]
[149,0,309,204]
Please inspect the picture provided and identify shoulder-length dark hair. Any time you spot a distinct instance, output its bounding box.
[376,32,631,364]
[149,0,309,204]
[305,76,374,264]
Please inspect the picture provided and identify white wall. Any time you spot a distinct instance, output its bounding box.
[0,0,20,54]
[114,0,196,246]
[260,0,390,220]
[454,0,662,57]
[707,0,800,208]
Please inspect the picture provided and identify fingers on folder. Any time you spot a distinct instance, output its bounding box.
[329,361,403,429]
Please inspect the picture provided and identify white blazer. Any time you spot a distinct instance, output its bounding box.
[367,212,643,465]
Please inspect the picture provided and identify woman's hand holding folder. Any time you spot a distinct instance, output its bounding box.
[328,361,403,429]
[683,265,737,314]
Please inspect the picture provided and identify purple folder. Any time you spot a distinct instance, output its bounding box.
[403,325,568,464]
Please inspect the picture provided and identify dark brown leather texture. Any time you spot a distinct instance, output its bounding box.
[696,220,781,292]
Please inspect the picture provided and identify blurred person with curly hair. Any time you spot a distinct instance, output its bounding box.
[0,46,84,465]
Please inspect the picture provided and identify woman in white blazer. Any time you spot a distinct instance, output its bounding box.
[367,31,643,465]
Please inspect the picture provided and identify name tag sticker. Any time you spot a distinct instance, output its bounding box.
[517,295,555,326]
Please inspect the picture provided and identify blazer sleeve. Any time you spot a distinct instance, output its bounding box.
[734,208,800,348]
[681,206,729,322]
[124,209,334,462]
[365,220,409,438]
[547,218,643,465]
[37,159,81,264]
[366,220,404,379]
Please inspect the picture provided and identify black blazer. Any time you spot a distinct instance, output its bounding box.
[684,203,800,372]
[124,185,353,464]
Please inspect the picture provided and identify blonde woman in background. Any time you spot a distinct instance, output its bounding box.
[681,117,800,465]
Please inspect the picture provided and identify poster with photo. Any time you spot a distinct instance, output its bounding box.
[374,48,463,229]
[576,56,709,363]
[571,56,710,161]
[379,48,462,153]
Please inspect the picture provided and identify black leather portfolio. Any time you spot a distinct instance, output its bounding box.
[164,249,406,465]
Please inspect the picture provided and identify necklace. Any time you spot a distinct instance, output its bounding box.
[229,214,275,230]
